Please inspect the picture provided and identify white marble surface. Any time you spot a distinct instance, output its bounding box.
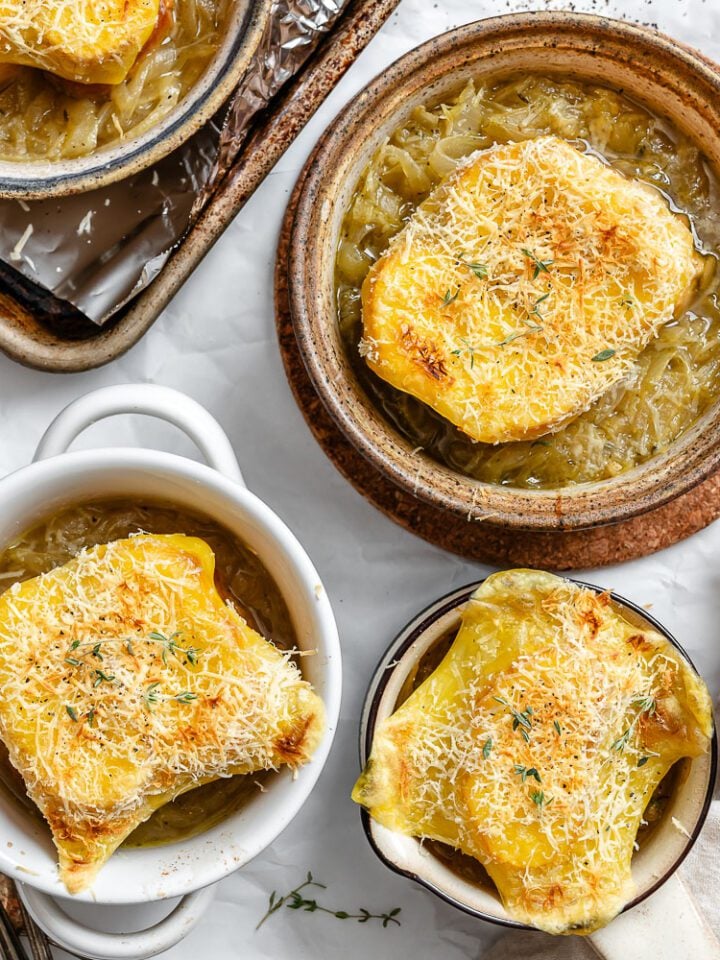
[3,0,720,956]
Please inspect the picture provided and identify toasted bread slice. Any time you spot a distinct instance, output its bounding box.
[0,0,165,85]
[353,570,712,934]
[0,534,324,893]
[361,137,704,443]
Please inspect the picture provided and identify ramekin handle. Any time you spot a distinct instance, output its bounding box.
[17,883,216,960]
[33,384,244,485]
[588,873,719,960]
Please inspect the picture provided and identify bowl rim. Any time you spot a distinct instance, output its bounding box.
[0,0,273,200]
[288,11,720,532]
[0,447,342,904]
[357,576,718,931]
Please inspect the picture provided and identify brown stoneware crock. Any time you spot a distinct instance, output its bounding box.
[287,12,720,532]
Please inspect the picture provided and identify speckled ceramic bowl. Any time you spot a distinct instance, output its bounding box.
[0,0,271,200]
[358,579,718,955]
[287,13,720,532]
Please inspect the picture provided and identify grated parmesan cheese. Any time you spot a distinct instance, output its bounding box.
[361,137,704,444]
[353,570,713,935]
[0,534,325,894]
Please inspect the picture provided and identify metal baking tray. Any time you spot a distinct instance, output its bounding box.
[0,0,399,373]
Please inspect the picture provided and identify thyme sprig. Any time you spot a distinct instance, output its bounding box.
[494,697,533,743]
[457,252,488,280]
[514,765,541,783]
[522,248,554,279]
[143,682,198,710]
[64,630,200,667]
[256,872,402,931]
[451,337,478,369]
[611,694,657,753]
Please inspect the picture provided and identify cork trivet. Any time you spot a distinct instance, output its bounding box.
[0,875,24,934]
[275,190,720,571]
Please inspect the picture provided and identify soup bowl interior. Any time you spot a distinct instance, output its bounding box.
[0,0,272,199]
[289,12,720,532]
[358,582,717,929]
[0,449,340,904]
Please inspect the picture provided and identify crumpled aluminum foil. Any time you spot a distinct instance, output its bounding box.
[0,0,345,327]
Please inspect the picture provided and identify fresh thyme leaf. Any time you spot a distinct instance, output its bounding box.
[522,248,554,279]
[514,765,541,783]
[637,756,650,767]
[610,693,657,754]
[554,720,562,735]
[144,681,162,709]
[64,657,83,667]
[482,737,493,759]
[529,292,551,320]
[631,695,656,716]
[457,253,488,280]
[520,729,530,743]
[174,691,198,704]
[530,790,552,807]
[441,288,460,306]
[70,639,80,651]
[451,337,477,369]
[592,349,616,362]
[93,670,115,688]
[92,643,103,660]
[498,324,543,346]
[510,707,533,730]
[256,873,401,931]
[611,729,632,752]
[65,705,78,722]
[87,707,96,727]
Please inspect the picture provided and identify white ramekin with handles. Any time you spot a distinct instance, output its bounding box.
[0,384,342,960]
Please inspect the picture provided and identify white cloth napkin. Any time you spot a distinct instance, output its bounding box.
[484,796,720,959]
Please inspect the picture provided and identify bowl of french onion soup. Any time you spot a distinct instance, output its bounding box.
[0,0,271,197]
[354,570,716,953]
[0,383,340,960]
[286,12,720,533]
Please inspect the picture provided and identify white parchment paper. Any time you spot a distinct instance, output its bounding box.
[1,1,718,958]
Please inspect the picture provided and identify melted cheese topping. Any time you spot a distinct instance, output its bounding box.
[0,0,162,84]
[361,137,704,443]
[0,534,324,893]
[352,570,712,934]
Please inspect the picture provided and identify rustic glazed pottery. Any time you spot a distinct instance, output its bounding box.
[0,0,272,200]
[287,12,720,532]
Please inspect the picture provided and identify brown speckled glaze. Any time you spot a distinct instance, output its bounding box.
[277,183,720,569]
[0,0,272,201]
[286,12,720,535]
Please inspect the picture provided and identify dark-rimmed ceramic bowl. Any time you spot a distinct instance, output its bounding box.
[287,12,720,532]
[357,578,717,947]
[0,0,271,199]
